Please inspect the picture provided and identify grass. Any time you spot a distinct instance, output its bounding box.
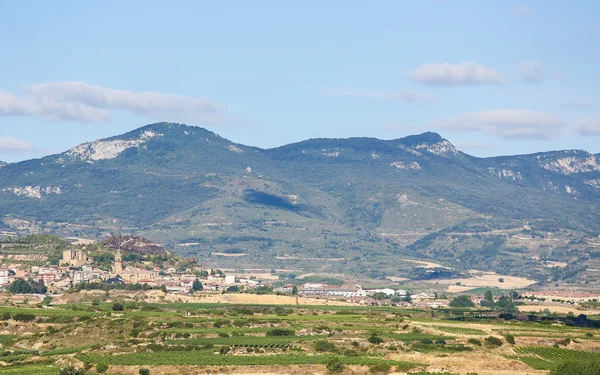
[427,325,487,335]
[76,352,423,368]
[0,364,59,374]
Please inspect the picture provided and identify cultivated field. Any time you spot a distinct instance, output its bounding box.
[0,292,598,374]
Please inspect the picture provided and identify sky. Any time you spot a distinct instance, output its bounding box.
[1,0,599,162]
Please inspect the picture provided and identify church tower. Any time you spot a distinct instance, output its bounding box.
[113,250,123,274]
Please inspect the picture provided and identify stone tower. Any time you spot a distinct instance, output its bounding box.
[113,249,123,274]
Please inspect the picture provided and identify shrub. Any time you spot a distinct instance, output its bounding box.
[351,341,360,347]
[139,369,150,375]
[59,367,86,375]
[369,363,391,373]
[266,328,295,336]
[420,338,434,345]
[313,340,336,352]
[449,295,475,308]
[468,338,482,346]
[484,336,503,347]
[112,302,124,311]
[326,357,344,373]
[219,345,230,355]
[368,335,384,345]
[96,362,109,373]
[504,334,515,345]
[585,332,594,338]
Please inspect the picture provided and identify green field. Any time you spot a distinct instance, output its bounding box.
[0,295,598,374]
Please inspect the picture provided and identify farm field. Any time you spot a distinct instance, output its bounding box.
[0,295,597,374]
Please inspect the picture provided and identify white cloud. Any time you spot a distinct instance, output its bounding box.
[432,109,566,140]
[0,136,36,153]
[0,82,230,125]
[572,117,600,136]
[514,5,535,17]
[410,62,503,85]
[518,61,544,83]
[321,87,431,103]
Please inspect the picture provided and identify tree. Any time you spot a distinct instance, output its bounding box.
[495,296,518,314]
[402,291,412,302]
[450,295,475,308]
[292,285,298,295]
[484,290,493,302]
[9,278,47,294]
[368,333,384,345]
[139,369,150,375]
[112,302,124,311]
[484,336,503,347]
[192,279,203,291]
[160,285,167,293]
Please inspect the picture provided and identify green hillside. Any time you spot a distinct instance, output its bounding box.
[1,122,599,284]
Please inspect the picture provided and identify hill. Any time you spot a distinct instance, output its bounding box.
[0,122,599,284]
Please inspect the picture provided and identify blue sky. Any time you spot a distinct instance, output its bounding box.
[1,0,599,162]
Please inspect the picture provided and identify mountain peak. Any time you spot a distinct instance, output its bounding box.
[394,132,458,157]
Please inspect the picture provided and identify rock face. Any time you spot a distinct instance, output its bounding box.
[539,153,600,175]
[67,130,162,161]
[2,186,62,199]
[103,235,167,255]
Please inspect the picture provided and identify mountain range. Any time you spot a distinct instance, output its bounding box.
[1,122,599,283]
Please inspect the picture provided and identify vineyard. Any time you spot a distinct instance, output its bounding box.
[0,297,597,374]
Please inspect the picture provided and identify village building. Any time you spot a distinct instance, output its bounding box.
[61,249,93,267]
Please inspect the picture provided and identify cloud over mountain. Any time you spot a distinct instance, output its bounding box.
[0,136,36,153]
[432,109,565,140]
[572,117,600,136]
[0,82,229,125]
[410,62,503,85]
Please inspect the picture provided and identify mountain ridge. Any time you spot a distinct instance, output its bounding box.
[1,122,599,283]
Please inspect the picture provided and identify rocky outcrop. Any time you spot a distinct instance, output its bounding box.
[103,235,167,255]
[2,185,62,199]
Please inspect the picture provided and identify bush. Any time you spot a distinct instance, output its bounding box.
[369,363,391,373]
[504,334,515,345]
[96,362,108,373]
[219,345,230,355]
[112,302,124,311]
[313,340,336,352]
[468,338,482,346]
[266,328,295,336]
[139,368,150,375]
[368,335,384,345]
[449,295,475,308]
[419,338,433,345]
[59,367,86,375]
[326,357,344,373]
[484,336,503,347]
